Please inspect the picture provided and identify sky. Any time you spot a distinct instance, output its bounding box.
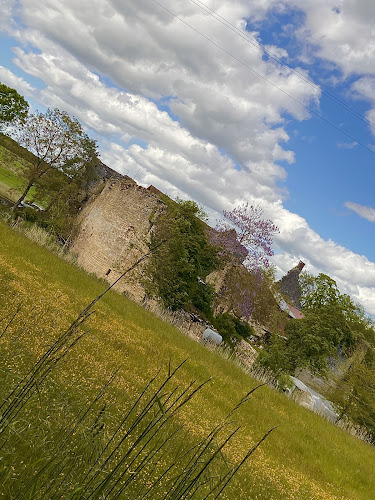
[0,0,375,314]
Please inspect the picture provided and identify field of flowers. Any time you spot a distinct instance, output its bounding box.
[1,220,375,499]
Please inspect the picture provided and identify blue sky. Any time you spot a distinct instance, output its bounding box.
[248,4,375,258]
[0,0,375,313]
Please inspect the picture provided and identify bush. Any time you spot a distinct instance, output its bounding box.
[213,313,254,347]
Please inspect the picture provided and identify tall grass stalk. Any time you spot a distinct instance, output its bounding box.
[0,242,276,498]
[3,346,275,499]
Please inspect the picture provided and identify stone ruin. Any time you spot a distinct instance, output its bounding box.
[278,260,305,309]
[72,177,166,301]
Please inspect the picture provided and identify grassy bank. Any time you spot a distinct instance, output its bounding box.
[0,143,38,202]
[1,220,375,499]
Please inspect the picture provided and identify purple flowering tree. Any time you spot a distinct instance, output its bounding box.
[216,203,279,270]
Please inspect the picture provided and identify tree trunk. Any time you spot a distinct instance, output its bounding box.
[12,179,34,210]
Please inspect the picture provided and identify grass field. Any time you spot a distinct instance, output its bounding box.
[0,144,38,202]
[1,220,375,499]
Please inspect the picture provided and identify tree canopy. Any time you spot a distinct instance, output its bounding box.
[0,82,29,130]
[144,199,219,312]
[258,272,373,377]
[215,203,279,270]
[12,108,98,208]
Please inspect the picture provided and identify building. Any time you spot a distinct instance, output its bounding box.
[72,178,166,301]
[279,260,305,309]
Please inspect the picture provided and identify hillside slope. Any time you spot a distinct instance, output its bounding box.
[0,221,375,499]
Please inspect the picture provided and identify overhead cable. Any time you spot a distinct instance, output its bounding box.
[150,0,375,157]
[188,0,375,134]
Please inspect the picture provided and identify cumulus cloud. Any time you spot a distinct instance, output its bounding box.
[258,1,375,137]
[284,0,375,77]
[345,201,375,222]
[1,0,375,313]
[0,65,35,97]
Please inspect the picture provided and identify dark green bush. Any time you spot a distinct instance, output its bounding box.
[213,312,254,347]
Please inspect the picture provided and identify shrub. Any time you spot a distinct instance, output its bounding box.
[214,313,254,347]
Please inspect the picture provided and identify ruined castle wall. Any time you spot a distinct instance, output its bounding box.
[72,179,165,301]
[279,269,302,309]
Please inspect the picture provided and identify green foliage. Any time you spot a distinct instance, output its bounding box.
[145,199,219,311]
[218,263,284,327]
[277,373,294,392]
[300,272,340,311]
[300,272,374,348]
[1,113,99,240]
[213,312,254,347]
[12,108,99,208]
[259,308,355,377]
[260,271,374,387]
[332,349,375,442]
[0,82,29,129]
[189,280,216,321]
[0,133,36,165]
[32,140,100,242]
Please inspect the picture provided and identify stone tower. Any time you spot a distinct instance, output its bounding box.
[71,178,165,300]
[279,261,305,309]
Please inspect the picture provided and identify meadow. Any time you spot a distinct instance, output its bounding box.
[1,220,375,499]
[0,141,38,202]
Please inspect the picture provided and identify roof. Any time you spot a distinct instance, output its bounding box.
[287,304,305,319]
[278,297,305,319]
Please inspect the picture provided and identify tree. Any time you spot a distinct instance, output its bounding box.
[213,312,255,347]
[37,134,99,210]
[258,310,350,377]
[215,203,279,270]
[332,349,375,442]
[259,272,374,376]
[216,263,283,326]
[0,82,29,130]
[299,273,341,311]
[144,199,219,311]
[12,108,97,208]
[300,272,375,348]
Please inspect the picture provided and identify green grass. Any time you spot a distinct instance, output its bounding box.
[0,144,38,202]
[1,220,375,499]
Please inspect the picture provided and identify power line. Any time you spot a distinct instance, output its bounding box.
[188,0,375,134]
[151,0,375,157]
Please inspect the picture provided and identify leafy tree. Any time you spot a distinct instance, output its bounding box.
[300,273,341,311]
[215,203,279,270]
[12,108,97,208]
[332,349,375,442]
[258,311,342,377]
[144,199,219,311]
[0,82,29,130]
[215,263,284,328]
[300,272,374,348]
[259,272,372,376]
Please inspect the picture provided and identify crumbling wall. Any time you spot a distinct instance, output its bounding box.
[72,178,165,301]
[279,261,305,309]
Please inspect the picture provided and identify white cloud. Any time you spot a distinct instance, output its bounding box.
[0,0,16,32]
[285,0,375,77]
[1,1,375,314]
[337,141,358,149]
[0,65,35,97]
[345,201,375,222]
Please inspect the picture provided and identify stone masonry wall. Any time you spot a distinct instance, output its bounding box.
[279,261,305,309]
[72,178,165,301]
